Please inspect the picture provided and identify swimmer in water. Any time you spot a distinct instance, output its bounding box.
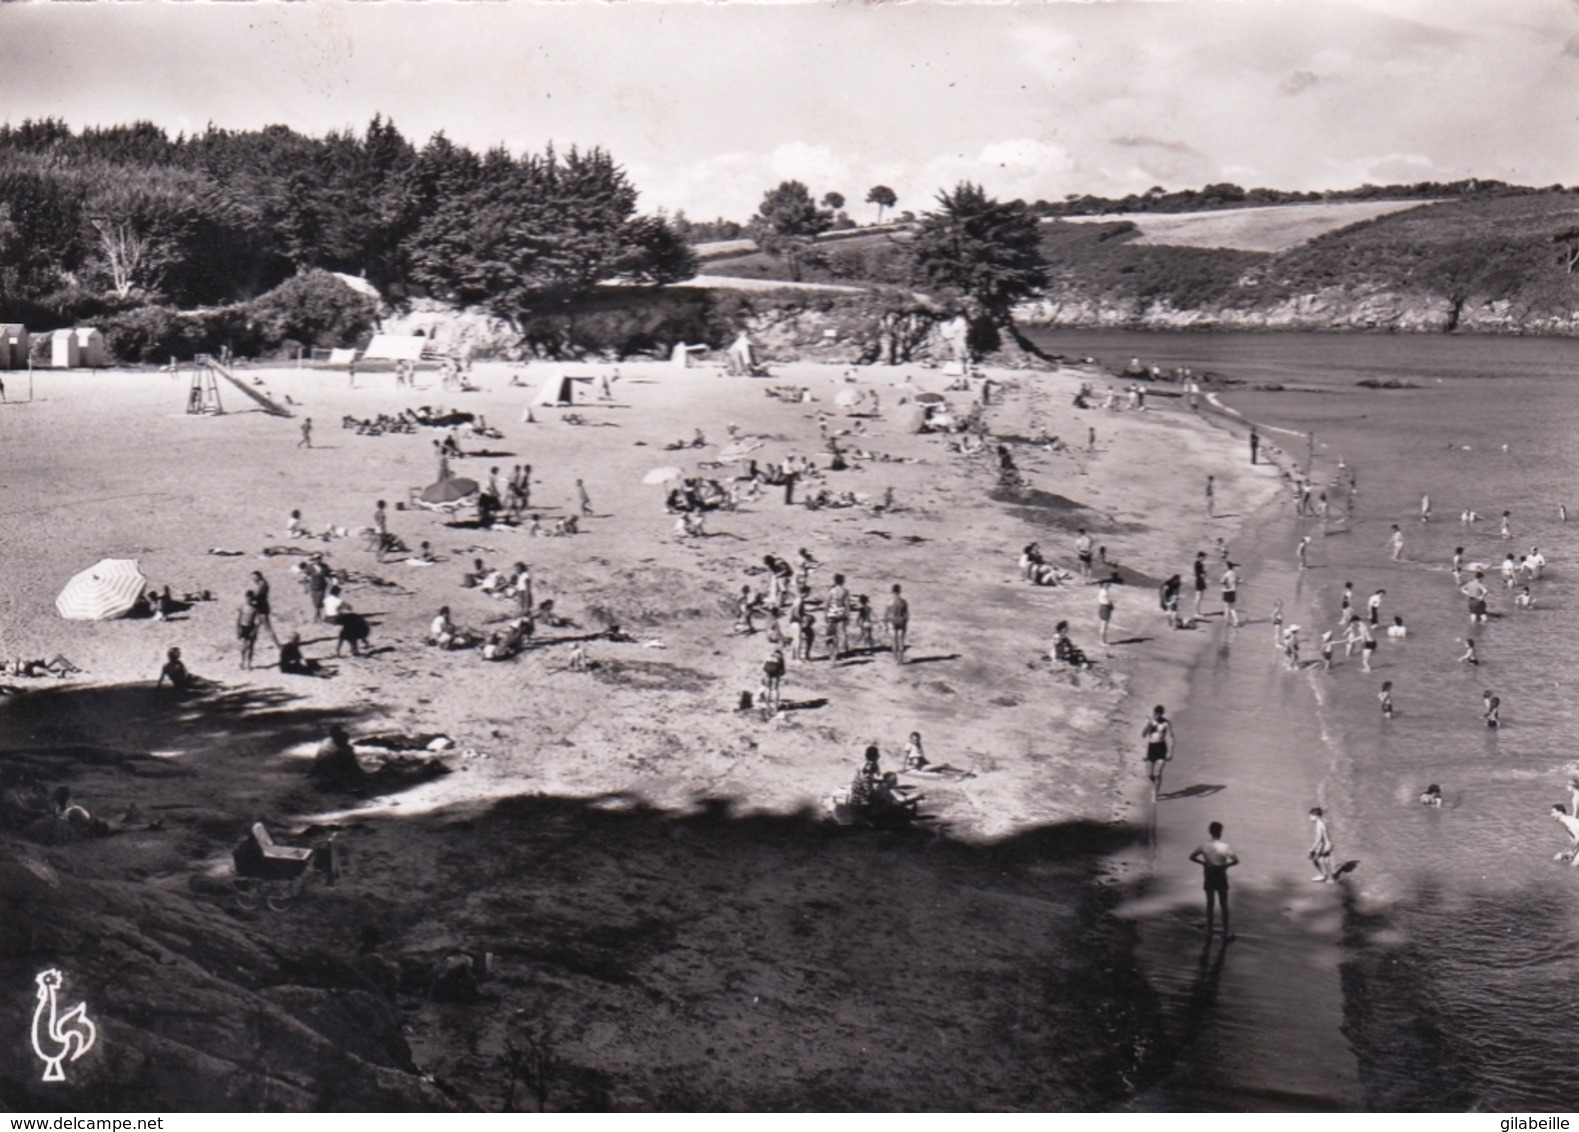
[1320,631,1335,670]
[1451,546,1465,584]
[1388,615,1408,639]
[1379,680,1394,719]
[1420,784,1443,806]
[1515,586,1535,610]
[1500,510,1512,540]
[1459,638,1480,666]
[1420,494,1431,522]
[1560,504,1567,523]
[1483,690,1501,729]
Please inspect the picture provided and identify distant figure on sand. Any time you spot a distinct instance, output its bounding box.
[1309,807,1335,882]
[1189,822,1239,940]
[1142,705,1173,798]
[298,418,313,449]
[1249,429,1260,465]
[1220,562,1241,627]
[1420,784,1443,806]
[577,478,593,518]
[1387,524,1404,561]
[1205,475,1216,518]
[1096,578,1115,645]
[884,583,909,664]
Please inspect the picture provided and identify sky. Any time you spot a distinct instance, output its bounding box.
[1,0,1575,222]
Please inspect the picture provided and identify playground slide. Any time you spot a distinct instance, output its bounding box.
[202,356,293,417]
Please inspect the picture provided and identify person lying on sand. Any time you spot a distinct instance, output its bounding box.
[481,620,528,661]
[6,655,82,678]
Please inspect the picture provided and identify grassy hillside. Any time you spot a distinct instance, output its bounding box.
[1053,199,1435,253]
[695,190,1579,334]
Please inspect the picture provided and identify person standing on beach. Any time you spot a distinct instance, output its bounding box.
[1206,475,1216,518]
[1142,705,1173,799]
[1387,524,1405,561]
[576,478,593,518]
[1297,535,1311,571]
[1249,429,1260,465]
[884,583,909,664]
[1367,589,1385,627]
[1220,562,1241,627]
[298,418,313,449]
[250,570,280,648]
[1097,578,1115,645]
[1270,599,1284,650]
[1309,808,1335,882]
[372,499,390,563]
[1075,529,1094,579]
[305,554,329,622]
[236,591,260,671]
[1190,822,1239,940]
[825,573,851,660]
[1193,551,1209,618]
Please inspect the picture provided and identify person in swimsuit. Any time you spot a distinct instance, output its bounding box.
[1193,551,1208,618]
[1097,579,1115,645]
[1309,807,1335,882]
[1483,690,1501,729]
[1142,705,1173,798]
[1190,822,1239,940]
[1379,680,1394,719]
[1220,563,1241,627]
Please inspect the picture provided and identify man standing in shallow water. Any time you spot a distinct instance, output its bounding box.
[1190,822,1239,940]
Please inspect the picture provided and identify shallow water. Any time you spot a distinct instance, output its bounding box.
[1029,329,1579,1109]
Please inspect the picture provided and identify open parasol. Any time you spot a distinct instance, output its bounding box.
[56,558,147,621]
[420,477,479,505]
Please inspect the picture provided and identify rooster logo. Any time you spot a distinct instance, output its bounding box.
[31,969,96,1082]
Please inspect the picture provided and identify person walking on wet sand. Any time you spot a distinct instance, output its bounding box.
[1309,807,1335,882]
[1190,822,1239,940]
[884,583,909,663]
[1220,562,1241,627]
[1387,524,1404,561]
[298,418,313,449]
[1142,704,1173,799]
[1193,551,1208,618]
[576,478,593,518]
[1097,577,1115,646]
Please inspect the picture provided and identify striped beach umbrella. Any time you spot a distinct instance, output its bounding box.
[56,558,147,621]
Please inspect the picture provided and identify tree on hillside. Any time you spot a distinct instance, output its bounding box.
[1554,226,1579,274]
[748,180,833,282]
[406,144,688,325]
[866,185,897,223]
[910,181,1048,339]
[822,191,845,212]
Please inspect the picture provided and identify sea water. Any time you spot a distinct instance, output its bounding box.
[1027,329,1579,1109]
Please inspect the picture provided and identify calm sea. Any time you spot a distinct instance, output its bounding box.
[1027,329,1579,1110]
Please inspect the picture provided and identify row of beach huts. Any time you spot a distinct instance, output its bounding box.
[0,325,110,370]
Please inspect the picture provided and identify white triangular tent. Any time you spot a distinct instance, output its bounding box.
[724,332,758,376]
[530,371,597,408]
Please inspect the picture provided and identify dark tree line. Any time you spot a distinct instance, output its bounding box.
[0,116,695,328]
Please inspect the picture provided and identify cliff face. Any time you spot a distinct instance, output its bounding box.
[1015,287,1579,336]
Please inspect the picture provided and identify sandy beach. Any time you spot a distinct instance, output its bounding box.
[0,354,1299,1109]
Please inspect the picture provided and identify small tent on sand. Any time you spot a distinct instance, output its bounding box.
[530,371,597,409]
[724,332,767,377]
